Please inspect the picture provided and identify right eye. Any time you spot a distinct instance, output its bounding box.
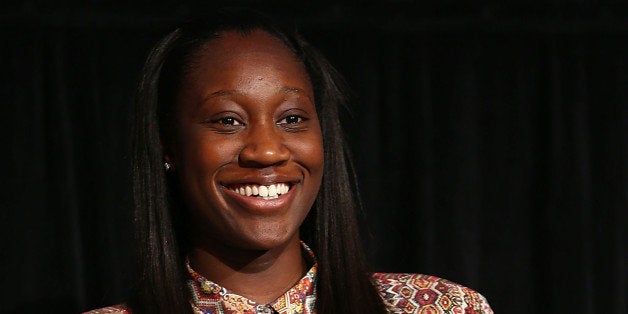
[214,117,242,126]
[205,114,245,133]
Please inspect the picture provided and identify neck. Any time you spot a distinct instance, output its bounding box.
[189,235,306,304]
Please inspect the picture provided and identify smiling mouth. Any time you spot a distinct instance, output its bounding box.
[229,183,291,200]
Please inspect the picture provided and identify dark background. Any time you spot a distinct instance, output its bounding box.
[2,1,627,313]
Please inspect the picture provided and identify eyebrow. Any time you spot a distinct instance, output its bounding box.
[207,89,241,98]
[195,86,313,109]
[209,86,305,97]
[279,86,307,94]
[204,86,308,100]
[279,87,314,103]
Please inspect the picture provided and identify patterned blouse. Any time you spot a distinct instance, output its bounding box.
[185,245,318,314]
[85,245,493,314]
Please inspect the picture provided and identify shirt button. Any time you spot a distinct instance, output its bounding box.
[255,305,273,314]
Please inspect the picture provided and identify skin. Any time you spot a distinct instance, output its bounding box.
[164,30,324,303]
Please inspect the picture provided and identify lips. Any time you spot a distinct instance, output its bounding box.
[228,183,291,200]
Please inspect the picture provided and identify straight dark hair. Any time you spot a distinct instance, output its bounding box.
[129,7,386,314]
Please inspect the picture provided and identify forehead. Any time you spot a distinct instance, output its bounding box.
[181,29,313,96]
[198,30,298,62]
[191,30,308,80]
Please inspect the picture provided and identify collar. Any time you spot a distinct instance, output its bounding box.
[186,242,317,314]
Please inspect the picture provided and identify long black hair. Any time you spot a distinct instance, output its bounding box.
[129,7,386,314]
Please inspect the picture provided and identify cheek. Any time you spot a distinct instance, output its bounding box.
[292,132,324,175]
[177,133,241,176]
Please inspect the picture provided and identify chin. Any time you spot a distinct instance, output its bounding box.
[237,228,299,251]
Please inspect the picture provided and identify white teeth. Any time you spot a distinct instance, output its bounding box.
[231,183,291,198]
[268,185,277,197]
[258,185,269,197]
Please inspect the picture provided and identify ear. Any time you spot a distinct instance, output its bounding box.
[161,139,175,170]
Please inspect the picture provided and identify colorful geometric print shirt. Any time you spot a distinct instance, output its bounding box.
[186,253,317,314]
[83,247,493,314]
[84,272,493,314]
[372,273,493,314]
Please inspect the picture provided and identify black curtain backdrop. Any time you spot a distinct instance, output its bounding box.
[2,1,627,313]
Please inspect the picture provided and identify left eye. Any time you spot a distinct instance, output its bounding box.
[279,115,304,124]
[218,117,241,125]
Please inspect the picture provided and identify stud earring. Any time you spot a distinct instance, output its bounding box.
[164,162,171,171]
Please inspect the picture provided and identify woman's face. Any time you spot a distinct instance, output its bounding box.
[168,30,324,252]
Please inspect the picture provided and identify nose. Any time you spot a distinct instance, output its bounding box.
[239,122,290,167]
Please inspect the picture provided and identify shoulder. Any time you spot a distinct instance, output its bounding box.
[371,273,493,314]
[82,305,130,314]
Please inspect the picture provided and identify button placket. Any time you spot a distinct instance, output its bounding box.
[255,304,274,314]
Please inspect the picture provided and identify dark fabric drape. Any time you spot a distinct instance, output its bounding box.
[323,29,628,313]
[2,3,626,314]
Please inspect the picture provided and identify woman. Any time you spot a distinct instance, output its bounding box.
[86,8,492,314]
